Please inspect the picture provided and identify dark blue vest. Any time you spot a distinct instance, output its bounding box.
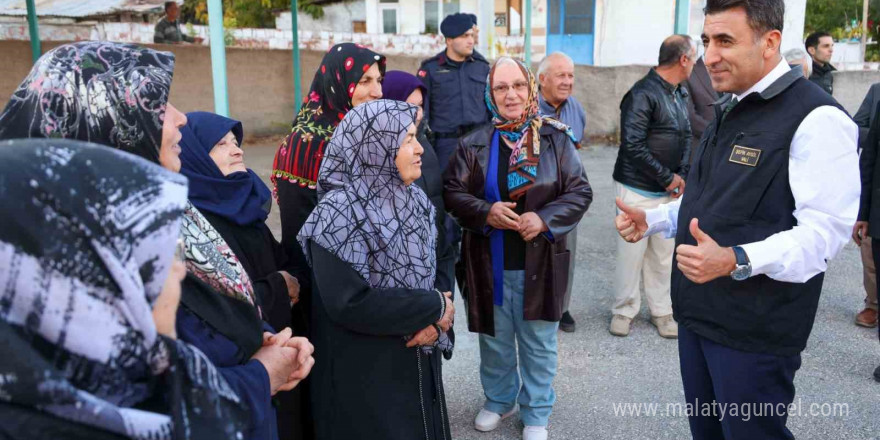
[673,66,844,356]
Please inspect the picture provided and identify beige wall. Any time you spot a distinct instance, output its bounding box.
[2,41,878,140]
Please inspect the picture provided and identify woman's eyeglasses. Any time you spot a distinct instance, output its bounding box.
[492,82,529,95]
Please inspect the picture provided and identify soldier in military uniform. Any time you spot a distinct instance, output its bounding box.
[419,13,491,280]
[419,12,491,173]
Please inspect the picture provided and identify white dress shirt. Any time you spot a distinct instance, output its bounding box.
[643,58,860,283]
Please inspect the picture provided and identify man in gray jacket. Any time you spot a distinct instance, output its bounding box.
[154,2,195,44]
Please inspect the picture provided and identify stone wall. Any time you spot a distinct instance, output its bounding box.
[2,41,879,140]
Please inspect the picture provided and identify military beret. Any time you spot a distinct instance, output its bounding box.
[441,13,473,39]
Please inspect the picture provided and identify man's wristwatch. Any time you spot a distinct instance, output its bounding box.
[730,246,752,281]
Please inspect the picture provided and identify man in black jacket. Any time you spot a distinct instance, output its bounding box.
[852,83,880,328]
[806,31,835,95]
[684,56,720,153]
[854,97,880,383]
[610,34,694,339]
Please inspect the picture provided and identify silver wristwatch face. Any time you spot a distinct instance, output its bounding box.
[731,264,751,281]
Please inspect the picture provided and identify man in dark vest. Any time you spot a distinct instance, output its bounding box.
[614,0,859,438]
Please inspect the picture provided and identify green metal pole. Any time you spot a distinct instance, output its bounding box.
[291,0,302,107]
[25,0,40,63]
[207,0,230,116]
[674,0,690,34]
[524,0,532,66]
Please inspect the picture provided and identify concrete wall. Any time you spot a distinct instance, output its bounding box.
[2,41,878,140]
[611,0,806,66]
[833,70,880,116]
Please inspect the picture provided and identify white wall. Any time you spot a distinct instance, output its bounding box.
[594,0,676,66]
[687,0,806,53]
[276,2,367,33]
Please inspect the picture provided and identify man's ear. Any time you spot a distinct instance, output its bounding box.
[807,46,816,57]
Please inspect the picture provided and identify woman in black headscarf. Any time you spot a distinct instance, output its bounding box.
[299,100,454,440]
[178,111,311,440]
[0,138,247,440]
[0,41,313,440]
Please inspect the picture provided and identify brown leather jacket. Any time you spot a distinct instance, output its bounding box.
[443,123,592,336]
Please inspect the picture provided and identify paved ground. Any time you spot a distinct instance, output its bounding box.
[247,140,879,439]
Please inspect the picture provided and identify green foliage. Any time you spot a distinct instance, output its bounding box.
[805,0,864,36]
[180,0,324,29]
[805,0,880,60]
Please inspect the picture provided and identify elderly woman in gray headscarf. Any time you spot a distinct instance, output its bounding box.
[298,99,455,440]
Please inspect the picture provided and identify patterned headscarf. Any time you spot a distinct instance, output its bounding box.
[299,100,436,288]
[180,201,257,308]
[0,41,258,314]
[272,43,387,190]
[0,41,174,163]
[485,57,580,200]
[0,139,246,440]
[300,100,452,354]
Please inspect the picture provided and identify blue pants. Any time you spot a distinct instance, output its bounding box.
[479,270,559,427]
[678,325,800,440]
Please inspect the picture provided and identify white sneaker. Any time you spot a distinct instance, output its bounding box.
[474,407,517,432]
[523,425,548,440]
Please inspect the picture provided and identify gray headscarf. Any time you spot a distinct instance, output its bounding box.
[300,99,437,290]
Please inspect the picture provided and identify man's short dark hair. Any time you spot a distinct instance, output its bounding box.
[658,35,694,67]
[805,31,832,50]
[704,0,785,36]
[164,1,176,12]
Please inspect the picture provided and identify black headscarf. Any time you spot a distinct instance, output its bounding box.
[0,41,175,163]
[0,138,247,440]
[0,40,265,365]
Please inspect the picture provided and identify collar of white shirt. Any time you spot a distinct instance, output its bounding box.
[733,58,790,102]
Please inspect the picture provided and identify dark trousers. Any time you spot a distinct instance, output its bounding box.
[678,325,801,440]
[872,238,880,342]
[434,136,463,249]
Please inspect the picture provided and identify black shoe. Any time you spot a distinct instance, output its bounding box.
[874,365,880,383]
[559,311,576,333]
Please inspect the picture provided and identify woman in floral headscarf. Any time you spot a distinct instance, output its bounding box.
[443,57,592,440]
[272,43,385,322]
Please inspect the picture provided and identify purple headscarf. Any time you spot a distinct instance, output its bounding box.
[381,70,428,103]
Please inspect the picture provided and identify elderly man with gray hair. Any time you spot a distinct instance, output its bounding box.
[610,34,695,339]
[536,52,587,333]
[784,47,811,78]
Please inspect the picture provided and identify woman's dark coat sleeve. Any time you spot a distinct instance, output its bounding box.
[175,308,274,437]
[443,138,492,235]
[535,134,593,238]
[253,272,290,333]
[309,241,443,336]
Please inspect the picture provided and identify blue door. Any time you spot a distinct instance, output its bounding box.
[546,0,595,65]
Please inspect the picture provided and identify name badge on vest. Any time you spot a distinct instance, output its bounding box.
[729,145,761,167]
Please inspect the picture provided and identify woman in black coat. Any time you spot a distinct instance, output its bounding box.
[178,111,313,440]
[299,100,455,440]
